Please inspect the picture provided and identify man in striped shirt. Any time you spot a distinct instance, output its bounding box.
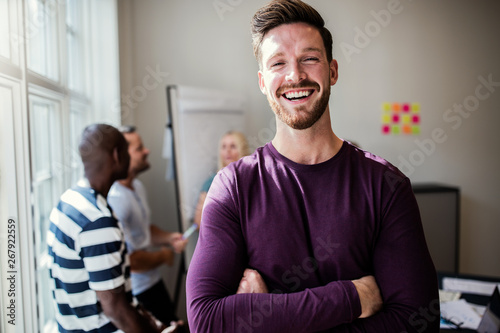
[47,124,163,333]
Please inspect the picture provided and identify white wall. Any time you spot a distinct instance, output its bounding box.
[118,0,500,285]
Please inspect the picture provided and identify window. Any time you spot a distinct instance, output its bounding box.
[25,0,60,81]
[0,1,121,332]
[0,0,11,59]
[28,93,64,332]
[68,100,90,185]
[66,0,88,94]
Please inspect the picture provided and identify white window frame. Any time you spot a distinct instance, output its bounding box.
[0,73,34,333]
[28,87,67,332]
[0,1,121,332]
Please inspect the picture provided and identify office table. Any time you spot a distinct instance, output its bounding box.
[438,272,500,332]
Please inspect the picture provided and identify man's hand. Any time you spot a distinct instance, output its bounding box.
[136,304,166,332]
[150,226,188,253]
[129,247,174,272]
[168,232,188,253]
[237,268,269,294]
[351,275,383,318]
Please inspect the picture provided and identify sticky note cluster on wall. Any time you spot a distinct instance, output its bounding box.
[381,102,421,135]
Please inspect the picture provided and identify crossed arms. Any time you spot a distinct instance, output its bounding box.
[186,174,439,332]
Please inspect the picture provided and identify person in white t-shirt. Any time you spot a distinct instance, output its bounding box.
[108,126,187,331]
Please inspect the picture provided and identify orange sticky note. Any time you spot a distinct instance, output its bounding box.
[392,103,401,113]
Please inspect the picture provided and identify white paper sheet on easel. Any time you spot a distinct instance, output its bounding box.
[163,126,174,180]
[440,299,482,329]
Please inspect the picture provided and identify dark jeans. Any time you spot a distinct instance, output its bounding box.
[136,280,178,325]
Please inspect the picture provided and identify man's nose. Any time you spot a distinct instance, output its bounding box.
[285,61,306,83]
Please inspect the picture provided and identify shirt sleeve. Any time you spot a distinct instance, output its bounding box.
[108,189,137,252]
[79,216,127,291]
[186,171,362,333]
[337,177,440,332]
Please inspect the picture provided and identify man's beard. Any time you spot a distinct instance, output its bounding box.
[268,81,330,130]
[135,160,150,175]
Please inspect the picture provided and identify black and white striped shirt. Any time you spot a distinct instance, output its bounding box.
[48,179,131,333]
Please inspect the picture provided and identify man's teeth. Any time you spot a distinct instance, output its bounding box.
[285,90,311,100]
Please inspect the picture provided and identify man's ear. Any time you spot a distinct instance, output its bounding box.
[330,59,339,86]
[258,71,267,95]
[112,147,120,165]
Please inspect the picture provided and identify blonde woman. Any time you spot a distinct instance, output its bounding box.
[193,131,249,227]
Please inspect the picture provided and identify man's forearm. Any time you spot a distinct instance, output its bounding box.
[96,289,160,332]
[340,303,440,333]
[235,269,434,333]
[129,248,172,272]
[108,303,160,332]
[188,278,361,332]
[150,225,171,245]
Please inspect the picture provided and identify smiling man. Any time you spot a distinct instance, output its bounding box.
[186,1,439,332]
[258,23,334,132]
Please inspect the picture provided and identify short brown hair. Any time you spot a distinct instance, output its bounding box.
[251,0,333,68]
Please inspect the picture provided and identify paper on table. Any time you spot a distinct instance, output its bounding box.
[469,304,487,317]
[440,299,482,330]
[439,289,461,303]
[443,277,500,296]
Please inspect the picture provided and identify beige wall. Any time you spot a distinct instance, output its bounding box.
[117,0,500,290]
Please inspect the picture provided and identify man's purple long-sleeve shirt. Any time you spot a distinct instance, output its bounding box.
[187,142,439,332]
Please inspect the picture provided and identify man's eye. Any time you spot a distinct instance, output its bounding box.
[271,62,285,67]
[304,57,319,62]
